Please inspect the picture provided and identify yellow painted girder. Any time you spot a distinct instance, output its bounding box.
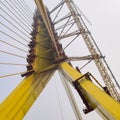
[0,4,57,120]
[60,62,120,120]
[0,70,55,120]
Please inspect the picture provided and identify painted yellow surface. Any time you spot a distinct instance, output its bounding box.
[34,0,60,57]
[34,18,56,72]
[60,62,120,120]
[0,2,57,119]
[60,62,83,80]
[0,71,55,120]
[1,0,120,119]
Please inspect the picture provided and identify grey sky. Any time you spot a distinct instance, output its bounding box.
[0,0,120,120]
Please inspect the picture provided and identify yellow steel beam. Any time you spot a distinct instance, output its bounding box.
[0,70,55,120]
[60,62,120,120]
[0,5,58,120]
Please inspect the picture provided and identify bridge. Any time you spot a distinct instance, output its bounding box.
[0,0,120,120]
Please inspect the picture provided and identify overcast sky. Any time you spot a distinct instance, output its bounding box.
[0,0,120,120]
[25,0,120,119]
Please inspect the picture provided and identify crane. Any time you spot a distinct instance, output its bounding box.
[0,0,120,119]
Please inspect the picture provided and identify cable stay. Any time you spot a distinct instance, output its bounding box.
[0,1,120,120]
[14,0,33,21]
[0,50,27,59]
[3,0,32,28]
[0,15,30,39]
[0,7,30,34]
[0,22,29,43]
[9,0,33,24]
[21,0,34,15]
[0,62,27,66]
[0,31,28,48]
[0,40,28,53]
[17,0,34,18]
[0,1,32,31]
[0,71,31,79]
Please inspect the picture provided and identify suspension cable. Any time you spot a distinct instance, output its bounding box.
[0,40,28,53]
[4,0,32,27]
[23,0,34,13]
[0,71,28,78]
[0,1,34,83]
[17,0,33,18]
[0,50,27,59]
[0,7,30,34]
[0,31,28,48]
[0,1,31,31]
[10,0,33,24]
[0,15,30,39]
[0,62,27,66]
[19,0,34,16]
[15,0,33,21]
[0,22,29,43]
